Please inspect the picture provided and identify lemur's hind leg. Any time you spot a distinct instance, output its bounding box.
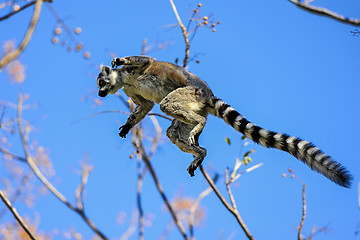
[166,120,207,176]
[111,56,156,68]
[160,86,208,145]
[160,86,208,176]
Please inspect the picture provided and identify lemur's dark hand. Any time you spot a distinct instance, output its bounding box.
[119,124,131,138]
[111,57,125,68]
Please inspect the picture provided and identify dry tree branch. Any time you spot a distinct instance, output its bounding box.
[288,0,360,26]
[298,184,306,240]
[75,160,93,211]
[307,226,316,240]
[136,155,145,240]
[148,115,163,158]
[189,174,218,240]
[169,0,190,68]
[200,166,255,240]
[120,210,138,240]
[133,128,189,240]
[15,93,108,240]
[0,174,30,220]
[0,190,38,240]
[72,110,172,124]
[132,115,163,239]
[0,0,44,70]
[149,113,173,121]
[358,181,360,209]
[225,168,239,212]
[0,147,27,162]
[0,0,52,22]
[132,125,146,240]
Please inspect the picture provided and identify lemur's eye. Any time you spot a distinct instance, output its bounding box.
[98,80,106,88]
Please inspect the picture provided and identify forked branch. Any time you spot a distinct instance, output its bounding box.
[200,166,255,240]
[133,127,189,240]
[15,94,108,240]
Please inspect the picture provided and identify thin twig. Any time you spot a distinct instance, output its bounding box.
[134,129,189,240]
[307,226,316,240]
[0,147,27,162]
[0,174,30,220]
[358,182,360,209]
[288,0,360,26]
[141,39,148,56]
[298,184,306,240]
[75,160,93,211]
[120,210,138,240]
[16,93,108,240]
[149,113,173,121]
[148,115,163,158]
[169,0,190,68]
[0,190,38,240]
[72,110,172,124]
[136,157,145,240]
[0,105,6,127]
[72,110,131,124]
[132,125,145,240]
[0,0,52,22]
[200,166,255,240]
[189,174,218,240]
[0,0,44,70]
[225,168,238,210]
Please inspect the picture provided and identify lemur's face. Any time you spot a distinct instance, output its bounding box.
[97,66,117,97]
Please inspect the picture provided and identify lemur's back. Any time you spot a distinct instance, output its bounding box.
[147,61,213,97]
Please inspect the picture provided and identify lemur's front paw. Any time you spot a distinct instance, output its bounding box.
[119,124,131,138]
[111,57,125,68]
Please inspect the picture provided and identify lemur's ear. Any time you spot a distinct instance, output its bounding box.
[101,66,111,75]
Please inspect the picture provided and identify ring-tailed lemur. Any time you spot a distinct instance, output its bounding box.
[97,55,352,188]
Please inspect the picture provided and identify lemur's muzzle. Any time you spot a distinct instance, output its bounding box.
[98,90,108,97]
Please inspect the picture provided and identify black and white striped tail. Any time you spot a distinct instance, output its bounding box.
[210,97,352,188]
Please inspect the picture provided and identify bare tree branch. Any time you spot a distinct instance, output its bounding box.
[0,174,30,220]
[200,166,255,240]
[358,181,360,209]
[0,0,44,70]
[136,156,145,240]
[225,168,238,212]
[75,159,93,211]
[0,190,38,240]
[148,115,163,158]
[133,127,189,240]
[189,174,218,240]
[0,147,27,162]
[0,0,52,22]
[72,110,172,125]
[169,0,190,68]
[289,0,360,26]
[15,93,108,240]
[120,210,138,240]
[298,184,306,240]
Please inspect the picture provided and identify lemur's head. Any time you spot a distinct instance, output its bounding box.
[97,65,120,97]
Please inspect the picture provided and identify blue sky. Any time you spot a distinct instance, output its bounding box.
[1,0,360,239]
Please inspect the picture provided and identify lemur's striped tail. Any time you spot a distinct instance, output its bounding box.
[210,97,352,188]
